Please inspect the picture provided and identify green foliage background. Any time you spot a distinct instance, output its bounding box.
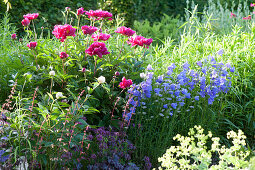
[0,0,248,33]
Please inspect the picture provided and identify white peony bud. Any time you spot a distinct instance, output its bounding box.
[49,70,55,76]
[140,72,146,79]
[56,92,64,99]
[97,76,105,84]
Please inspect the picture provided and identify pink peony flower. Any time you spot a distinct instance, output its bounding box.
[127,35,153,48]
[81,25,98,35]
[23,13,39,20]
[27,42,37,49]
[81,68,86,72]
[243,15,251,20]
[21,18,30,26]
[230,12,236,18]
[91,33,111,41]
[119,77,133,89]
[11,34,17,40]
[115,26,135,37]
[65,7,71,12]
[85,10,112,20]
[143,38,153,47]
[77,7,86,15]
[59,52,69,59]
[115,71,120,76]
[52,24,76,42]
[85,42,110,58]
[251,3,255,7]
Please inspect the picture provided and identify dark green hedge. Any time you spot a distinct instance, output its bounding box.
[0,0,246,34]
[98,0,244,26]
[0,0,97,34]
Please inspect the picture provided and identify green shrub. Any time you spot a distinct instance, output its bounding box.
[133,14,181,43]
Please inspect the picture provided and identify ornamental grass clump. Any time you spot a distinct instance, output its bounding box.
[157,125,253,170]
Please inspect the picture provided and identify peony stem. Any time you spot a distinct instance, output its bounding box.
[32,20,37,40]
[94,56,97,77]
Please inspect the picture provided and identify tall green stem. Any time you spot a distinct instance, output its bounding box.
[76,15,81,40]
[32,20,37,40]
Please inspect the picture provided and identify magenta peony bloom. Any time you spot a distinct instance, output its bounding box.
[142,38,153,47]
[115,26,135,37]
[119,77,133,89]
[115,71,120,76]
[23,13,39,20]
[11,34,17,40]
[65,7,71,12]
[52,24,76,42]
[127,35,153,48]
[21,18,30,26]
[91,33,111,41]
[243,15,251,20]
[77,7,86,15]
[81,25,98,35]
[59,52,69,59]
[85,9,112,20]
[85,42,110,58]
[27,42,37,49]
[251,3,255,7]
[230,12,236,18]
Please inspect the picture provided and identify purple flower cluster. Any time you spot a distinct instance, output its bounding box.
[85,127,142,169]
[125,54,235,121]
[0,150,9,163]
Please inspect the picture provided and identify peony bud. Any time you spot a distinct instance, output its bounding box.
[56,92,64,99]
[49,70,55,76]
[97,76,105,84]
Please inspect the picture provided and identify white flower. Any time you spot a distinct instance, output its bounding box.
[140,72,146,79]
[49,70,55,76]
[56,92,64,99]
[97,76,105,84]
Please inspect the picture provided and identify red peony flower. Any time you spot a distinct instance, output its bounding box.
[11,34,17,40]
[230,12,236,18]
[142,38,153,47]
[27,42,37,49]
[65,7,71,12]
[52,24,76,42]
[91,33,111,41]
[127,35,153,48]
[23,13,39,20]
[85,42,110,58]
[21,18,30,26]
[119,77,133,89]
[77,7,86,15]
[81,25,98,35]
[243,15,251,20]
[59,52,69,59]
[85,10,112,20]
[115,26,135,37]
